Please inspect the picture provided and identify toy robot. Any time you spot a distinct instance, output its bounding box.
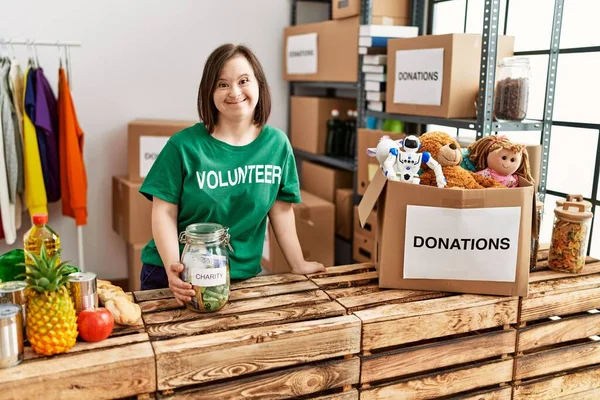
[367,135,446,188]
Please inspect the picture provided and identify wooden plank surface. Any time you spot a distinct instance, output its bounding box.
[230,273,307,290]
[529,260,600,284]
[146,301,346,339]
[143,290,331,325]
[360,359,513,400]
[157,357,359,400]
[307,263,374,278]
[528,272,600,297]
[520,287,600,322]
[326,284,380,299]
[307,389,359,400]
[514,340,600,380]
[361,329,516,384]
[228,280,319,301]
[0,342,156,399]
[513,365,600,400]
[336,289,450,312]
[311,271,379,289]
[517,312,600,352]
[153,315,361,390]
[359,297,518,350]
[134,287,174,302]
[452,386,512,400]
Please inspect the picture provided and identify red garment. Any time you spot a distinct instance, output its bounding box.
[58,68,87,225]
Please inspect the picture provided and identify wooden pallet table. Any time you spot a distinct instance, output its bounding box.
[135,273,361,399]
[308,263,518,400]
[0,294,154,400]
[513,250,600,399]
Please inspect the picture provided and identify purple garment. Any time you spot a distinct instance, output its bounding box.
[34,68,61,202]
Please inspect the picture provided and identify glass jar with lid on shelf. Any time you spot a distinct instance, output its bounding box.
[493,57,531,122]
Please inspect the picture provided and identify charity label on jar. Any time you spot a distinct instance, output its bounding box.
[184,253,227,287]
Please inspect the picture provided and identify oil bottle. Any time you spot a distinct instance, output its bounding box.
[23,214,61,266]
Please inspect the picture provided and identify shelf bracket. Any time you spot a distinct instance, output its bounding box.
[538,0,564,199]
[476,0,502,139]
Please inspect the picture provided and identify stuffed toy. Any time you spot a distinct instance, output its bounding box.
[418,131,505,189]
[467,135,534,187]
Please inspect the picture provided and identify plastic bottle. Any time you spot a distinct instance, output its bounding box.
[23,214,61,266]
[326,108,341,156]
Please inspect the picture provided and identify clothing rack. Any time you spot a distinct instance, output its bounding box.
[1,38,85,272]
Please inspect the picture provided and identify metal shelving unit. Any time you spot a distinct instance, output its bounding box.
[361,0,565,201]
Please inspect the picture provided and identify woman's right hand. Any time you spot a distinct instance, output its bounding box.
[167,263,196,305]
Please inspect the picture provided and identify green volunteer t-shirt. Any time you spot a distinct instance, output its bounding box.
[139,123,301,279]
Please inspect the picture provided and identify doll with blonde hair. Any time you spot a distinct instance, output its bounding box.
[467,135,534,188]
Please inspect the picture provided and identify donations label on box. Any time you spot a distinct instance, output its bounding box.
[139,136,170,178]
[393,48,444,106]
[286,33,318,75]
[403,205,521,282]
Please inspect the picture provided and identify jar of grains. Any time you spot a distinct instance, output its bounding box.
[494,57,531,122]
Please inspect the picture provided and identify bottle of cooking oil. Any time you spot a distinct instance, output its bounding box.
[23,214,61,266]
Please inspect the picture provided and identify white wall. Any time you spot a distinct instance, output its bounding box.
[0,0,291,279]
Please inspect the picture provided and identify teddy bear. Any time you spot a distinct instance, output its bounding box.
[417,131,505,189]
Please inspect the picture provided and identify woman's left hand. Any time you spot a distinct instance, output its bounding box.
[291,261,326,275]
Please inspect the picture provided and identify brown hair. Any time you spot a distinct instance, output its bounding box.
[197,43,271,133]
[467,135,534,184]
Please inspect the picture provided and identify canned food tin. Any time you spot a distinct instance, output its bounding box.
[0,281,28,329]
[0,304,24,368]
[67,272,98,314]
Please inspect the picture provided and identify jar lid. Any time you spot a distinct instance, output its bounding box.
[500,56,530,67]
[0,304,21,319]
[556,194,592,211]
[68,272,97,283]
[554,201,593,221]
[0,281,27,293]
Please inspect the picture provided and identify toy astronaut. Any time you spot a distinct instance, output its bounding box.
[367,135,446,188]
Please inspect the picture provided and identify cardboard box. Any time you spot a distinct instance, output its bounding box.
[372,16,410,26]
[301,161,353,203]
[262,190,335,273]
[112,176,152,244]
[336,188,354,240]
[353,232,377,263]
[358,171,535,297]
[291,96,356,155]
[127,243,145,292]
[386,34,515,118]
[128,119,195,182]
[357,129,405,195]
[354,205,377,240]
[332,0,411,20]
[283,17,359,82]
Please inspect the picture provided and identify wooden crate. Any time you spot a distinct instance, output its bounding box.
[135,273,361,398]
[0,297,154,400]
[308,264,518,400]
[513,251,600,394]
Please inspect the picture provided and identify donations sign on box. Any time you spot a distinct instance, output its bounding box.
[404,205,521,282]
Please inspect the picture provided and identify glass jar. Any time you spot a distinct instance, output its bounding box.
[179,223,232,312]
[530,201,544,272]
[548,201,593,274]
[493,57,531,122]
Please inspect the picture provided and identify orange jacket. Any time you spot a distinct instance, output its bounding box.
[58,68,87,225]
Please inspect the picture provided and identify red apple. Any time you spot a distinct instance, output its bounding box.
[77,307,114,342]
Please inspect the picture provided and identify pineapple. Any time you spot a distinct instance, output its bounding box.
[22,244,78,356]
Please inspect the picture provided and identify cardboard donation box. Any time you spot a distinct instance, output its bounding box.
[386,34,515,118]
[128,119,195,182]
[112,176,152,244]
[283,17,359,82]
[332,0,411,20]
[357,128,405,195]
[336,188,354,240]
[358,171,535,297]
[262,190,334,273]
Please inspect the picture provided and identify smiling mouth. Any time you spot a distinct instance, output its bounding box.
[502,163,511,169]
[442,154,457,163]
[226,98,247,105]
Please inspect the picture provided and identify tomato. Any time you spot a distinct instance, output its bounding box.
[77,307,114,342]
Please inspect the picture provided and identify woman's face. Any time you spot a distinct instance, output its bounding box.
[213,55,259,123]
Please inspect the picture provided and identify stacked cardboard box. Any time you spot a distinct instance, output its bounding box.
[112,119,194,291]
